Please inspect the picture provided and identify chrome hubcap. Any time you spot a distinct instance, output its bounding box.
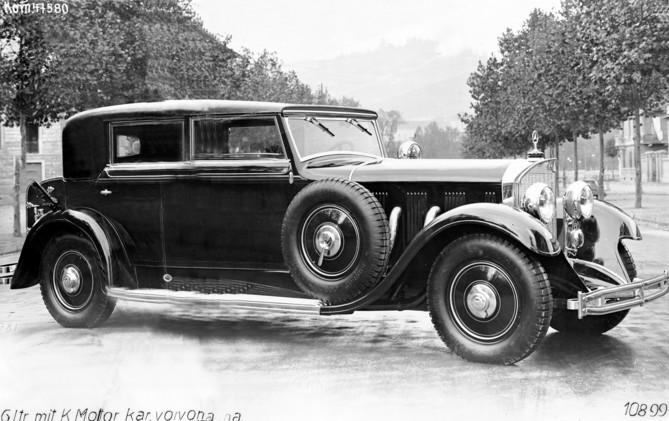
[449,262,519,343]
[52,250,94,311]
[314,224,343,258]
[300,205,360,278]
[466,283,498,319]
[61,265,82,294]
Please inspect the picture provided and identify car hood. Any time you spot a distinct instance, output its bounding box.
[302,158,531,184]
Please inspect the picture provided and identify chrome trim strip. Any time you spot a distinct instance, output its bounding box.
[107,288,322,315]
[567,271,669,318]
[107,159,291,171]
[424,206,441,227]
[303,151,380,162]
[348,158,383,181]
[282,109,376,118]
[388,207,402,253]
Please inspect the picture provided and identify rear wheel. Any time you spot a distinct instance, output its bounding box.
[550,242,635,335]
[40,234,116,328]
[428,234,553,365]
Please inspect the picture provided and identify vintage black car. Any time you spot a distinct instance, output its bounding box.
[11,100,669,364]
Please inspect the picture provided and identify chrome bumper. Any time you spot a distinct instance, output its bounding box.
[567,271,669,319]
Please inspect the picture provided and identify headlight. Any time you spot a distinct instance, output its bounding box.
[564,181,594,219]
[522,183,555,223]
[397,141,422,159]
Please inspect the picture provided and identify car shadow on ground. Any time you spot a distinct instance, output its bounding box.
[101,304,441,350]
[102,304,641,364]
[534,331,635,367]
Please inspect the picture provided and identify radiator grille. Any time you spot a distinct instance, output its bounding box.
[444,191,466,210]
[515,161,557,238]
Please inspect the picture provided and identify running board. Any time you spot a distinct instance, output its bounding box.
[107,288,323,315]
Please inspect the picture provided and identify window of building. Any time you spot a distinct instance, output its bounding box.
[193,118,285,160]
[26,123,39,154]
[112,121,184,163]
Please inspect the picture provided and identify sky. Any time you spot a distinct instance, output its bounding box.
[194,0,563,64]
[192,0,563,124]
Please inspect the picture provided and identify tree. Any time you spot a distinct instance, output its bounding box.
[231,49,314,103]
[339,96,360,108]
[461,2,668,204]
[1,0,231,236]
[413,121,462,158]
[605,137,619,181]
[2,0,357,238]
[377,109,404,156]
[567,0,669,208]
[1,11,59,237]
[460,10,591,169]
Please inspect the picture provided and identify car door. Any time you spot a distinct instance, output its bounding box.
[94,119,186,287]
[160,116,298,287]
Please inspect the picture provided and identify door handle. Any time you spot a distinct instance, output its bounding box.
[100,189,112,196]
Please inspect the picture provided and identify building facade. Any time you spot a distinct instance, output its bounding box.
[0,123,64,200]
[616,106,669,183]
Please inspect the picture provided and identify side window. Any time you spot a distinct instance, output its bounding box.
[193,118,284,160]
[112,121,183,163]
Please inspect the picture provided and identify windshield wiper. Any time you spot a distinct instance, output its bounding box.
[305,117,334,137]
[345,118,372,136]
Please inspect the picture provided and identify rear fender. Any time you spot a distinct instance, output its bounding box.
[11,209,136,290]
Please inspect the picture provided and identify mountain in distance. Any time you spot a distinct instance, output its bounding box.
[287,39,486,128]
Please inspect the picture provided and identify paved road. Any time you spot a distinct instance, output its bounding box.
[1,231,668,421]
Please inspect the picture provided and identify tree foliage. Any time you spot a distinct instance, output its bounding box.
[376,109,404,156]
[461,0,669,207]
[565,0,669,207]
[461,10,592,159]
[413,122,462,159]
[1,0,360,236]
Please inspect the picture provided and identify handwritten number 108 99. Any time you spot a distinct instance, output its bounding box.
[624,403,668,417]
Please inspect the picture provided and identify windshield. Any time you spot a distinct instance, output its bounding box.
[286,117,383,160]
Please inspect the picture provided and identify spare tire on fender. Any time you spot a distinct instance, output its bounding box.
[281,178,390,304]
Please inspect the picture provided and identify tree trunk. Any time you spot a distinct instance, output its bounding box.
[573,131,579,181]
[633,108,643,208]
[13,112,27,237]
[554,134,560,196]
[598,128,606,200]
[13,157,21,237]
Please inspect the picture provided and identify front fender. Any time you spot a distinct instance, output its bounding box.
[11,209,136,290]
[558,199,641,283]
[421,202,561,256]
[322,203,559,314]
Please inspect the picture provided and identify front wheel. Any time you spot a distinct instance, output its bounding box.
[428,234,553,365]
[40,234,116,328]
